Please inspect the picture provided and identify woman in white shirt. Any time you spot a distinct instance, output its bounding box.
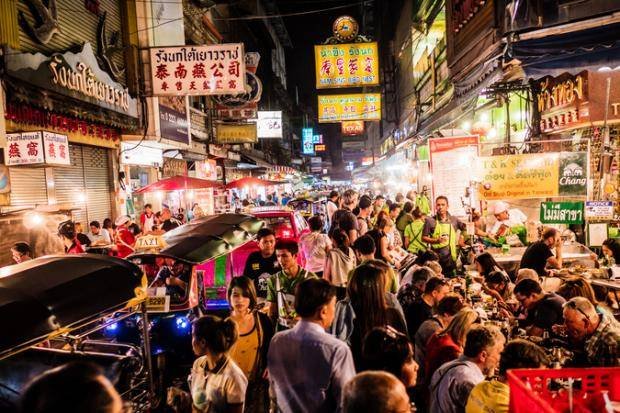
[299,216,332,277]
[188,315,248,413]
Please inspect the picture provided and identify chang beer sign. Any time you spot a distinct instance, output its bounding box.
[540,202,584,224]
[558,152,588,196]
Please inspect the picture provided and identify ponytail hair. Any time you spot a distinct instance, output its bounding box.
[192,315,238,354]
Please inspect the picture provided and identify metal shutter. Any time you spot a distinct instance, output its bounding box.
[82,146,113,224]
[54,145,87,224]
[8,167,48,207]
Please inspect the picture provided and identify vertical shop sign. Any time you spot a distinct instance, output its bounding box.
[159,96,190,145]
[429,136,479,217]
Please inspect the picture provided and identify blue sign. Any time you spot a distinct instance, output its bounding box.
[312,134,323,144]
[302,129,315,155]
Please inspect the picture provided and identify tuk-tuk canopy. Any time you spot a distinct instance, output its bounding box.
[131,213,264,264]
[0,255,144,359]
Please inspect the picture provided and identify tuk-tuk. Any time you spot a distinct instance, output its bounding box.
[125,214,263,389]
[0,254,152,412]
[287,197,326,219]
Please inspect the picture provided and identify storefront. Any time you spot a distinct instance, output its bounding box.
[2,42,138,223]
[121,142,163,217]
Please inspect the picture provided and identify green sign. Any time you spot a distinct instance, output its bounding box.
[540,201,584,224]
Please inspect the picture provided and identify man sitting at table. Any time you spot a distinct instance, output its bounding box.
[562,297,620,367]
[514,279,565,337]
[87,220,112,246]
[519,228,562,278]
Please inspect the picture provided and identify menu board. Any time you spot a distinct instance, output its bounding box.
[429,136,479,217]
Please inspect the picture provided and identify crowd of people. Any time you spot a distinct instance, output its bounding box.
[9,188,620,413]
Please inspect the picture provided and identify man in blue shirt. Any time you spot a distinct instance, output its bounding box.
[268,278,356,413]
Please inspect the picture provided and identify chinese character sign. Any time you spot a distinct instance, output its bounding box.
[150,44,246,96]
[314,42,379,88]
[42,132,70,165]
[6,132,45,165]
[318,93,381,123]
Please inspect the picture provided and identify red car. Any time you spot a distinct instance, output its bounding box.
[230,207,310,277]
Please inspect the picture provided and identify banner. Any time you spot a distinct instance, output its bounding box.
[215,123,257,144]
[478,152,588,200]
[150,44,246,96]
[342,120,364,136]
[159,96,190,144]
[429,136,479,217]
[540,202,584,224]
[314,42,379,88]
[318,93,381,122]
[256,111,282,138]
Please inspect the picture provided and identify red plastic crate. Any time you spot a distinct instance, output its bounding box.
[508,367,620,413]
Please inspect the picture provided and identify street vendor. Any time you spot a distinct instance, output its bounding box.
[486,201,527,244]
[520,228,562,277]
[422,196,466,277]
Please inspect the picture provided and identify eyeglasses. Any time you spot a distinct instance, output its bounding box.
[564,300,591,324]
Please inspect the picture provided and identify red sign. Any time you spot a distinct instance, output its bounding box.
[342,120,364,136]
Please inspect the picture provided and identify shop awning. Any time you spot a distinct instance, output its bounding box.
[225,177,281,189]
[509,22,620,78]
[133,175,222,193]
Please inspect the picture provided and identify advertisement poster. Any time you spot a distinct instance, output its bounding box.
[477,152,588,200]
[150,43,246,96]
[314,42,379,88]
[159,96,190,145]
[540,201,584,224]
[318,93,381,122]
[215,123,257,144]
[429,136,479,217]
[585,201,614,220]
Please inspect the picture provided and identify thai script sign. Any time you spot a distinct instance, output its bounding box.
[5,131,70,166]
[318,93,381,122]
[5,43,138,118]
[478,152,588,200]
[215,123,257,144]
[536,71,588,132]
[540,202,584,224]
[314,42,379,88]
[150,44,246,96]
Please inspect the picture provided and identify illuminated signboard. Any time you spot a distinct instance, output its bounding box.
[318,93,381,123]
[342,120,364,135]
[302,128,315,155]
[314,144,326,152]
[312,134,323,144]
[314,42,379,89]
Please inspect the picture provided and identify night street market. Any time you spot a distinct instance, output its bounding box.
[0,0,619,412]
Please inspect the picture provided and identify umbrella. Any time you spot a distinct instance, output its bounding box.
[133,175,221,194]
[225,176,280,189]
[130,213,264,264]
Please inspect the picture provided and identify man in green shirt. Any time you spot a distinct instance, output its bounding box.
[267,240,316,329]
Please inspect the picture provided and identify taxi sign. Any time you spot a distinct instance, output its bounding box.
[134,234,167,253]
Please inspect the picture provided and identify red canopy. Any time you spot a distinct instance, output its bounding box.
[225,176,280,189]
[133,175,221,193]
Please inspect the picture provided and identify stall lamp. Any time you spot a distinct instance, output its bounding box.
[187,190,194,199]
[105,322,119,332]
[23,212,44,229]
[461,121,471,131]
[488,128,498,138]
[77,193,87,203]
[156,191,164,199]
[479,113,489,123]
